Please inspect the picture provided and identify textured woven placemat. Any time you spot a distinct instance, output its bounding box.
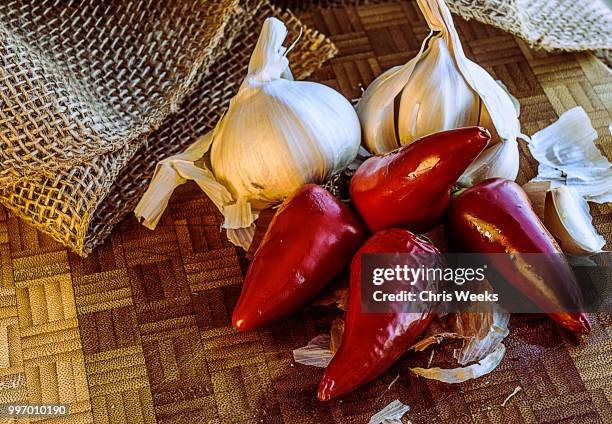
[1,1,611,423]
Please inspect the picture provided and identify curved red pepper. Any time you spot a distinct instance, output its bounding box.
[233,184,367,332]
[318,228,440,401]
[445,178,590,335]
[350,127,489,233]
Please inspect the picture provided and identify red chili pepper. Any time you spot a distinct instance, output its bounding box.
[233,184,367,332]
[350,127,489,233]
[445,178,591,335]
[318,228,440,401]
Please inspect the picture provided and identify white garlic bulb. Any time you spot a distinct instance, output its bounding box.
[135,17,360,249]
[211,66,359,210]
[357,0,520,184]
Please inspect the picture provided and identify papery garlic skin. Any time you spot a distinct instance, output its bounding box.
[544,186,606,255]
[212,77,360,210]
[357,0,520,185]
[529,107,612,204]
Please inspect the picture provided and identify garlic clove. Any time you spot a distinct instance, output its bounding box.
[522,180,552,220]
[461,59,520,143]
[357,62,419,154]
[457,138,519,187]
[397,35,482,145]
[544,185,606,255]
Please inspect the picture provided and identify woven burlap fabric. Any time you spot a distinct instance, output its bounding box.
[0,0,336,256]
[276,0,612,52]
[0,0,236,185]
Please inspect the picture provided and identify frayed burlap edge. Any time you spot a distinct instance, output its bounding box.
[275,0,612,53]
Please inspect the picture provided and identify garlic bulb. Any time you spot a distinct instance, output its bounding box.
[357,0,520,184]
[211,67,359,211]
[544,186,606,255]
[135,17,360,249]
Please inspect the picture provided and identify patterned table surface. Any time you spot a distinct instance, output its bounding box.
[1,1,611,423]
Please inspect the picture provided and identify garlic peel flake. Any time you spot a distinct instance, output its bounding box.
[408,303,510,382]
[226,224,258,251]
[368,400,410,424]
[454,305,510,366]
[522,180,552,220]
[292,334,333,368]
[134,131,233,229]
[529,106,612,203]
[410,344,505,384]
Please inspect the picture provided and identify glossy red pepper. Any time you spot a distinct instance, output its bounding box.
[232,184,367,332]
[350,127,489,233]
[318,228,440,401]
[445,178,591,335]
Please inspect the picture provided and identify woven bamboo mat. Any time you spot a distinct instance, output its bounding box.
[1,1,611,423]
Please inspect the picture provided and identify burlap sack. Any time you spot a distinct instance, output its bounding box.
[0,0,336,255]
[277,0,612,52]
[0,0,236,185]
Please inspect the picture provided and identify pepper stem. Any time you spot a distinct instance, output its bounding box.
[451,187,467,198]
